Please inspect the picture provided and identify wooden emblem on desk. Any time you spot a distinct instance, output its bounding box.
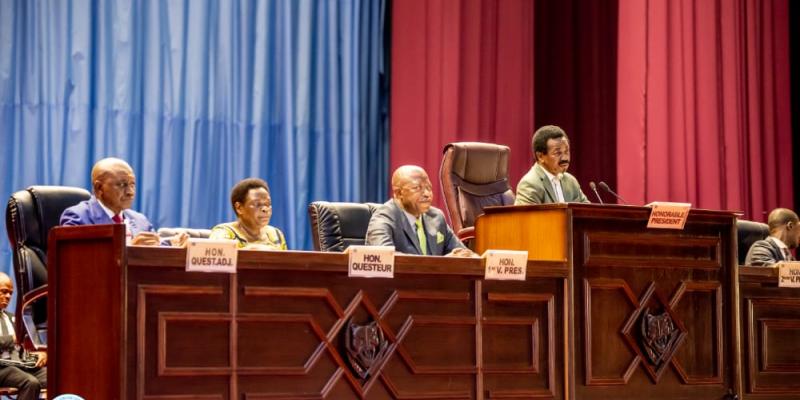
[639,308,680,368]
[345,320,389,380]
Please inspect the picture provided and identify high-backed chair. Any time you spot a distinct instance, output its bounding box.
[5,185,91,350]
[157,227,212,239]
[308,201,381,252]
[736,219,770,265]
[440,142,515,243]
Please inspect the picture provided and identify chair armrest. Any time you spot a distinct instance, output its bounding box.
[15,285,47,351]
[457,227,475,242]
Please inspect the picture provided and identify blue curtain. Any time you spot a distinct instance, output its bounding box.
[0,0,389,287]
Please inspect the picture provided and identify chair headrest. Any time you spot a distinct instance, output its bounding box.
[308,201,381,252]
[443,142,510,184]
[736,219,770,265]
[6,185,91,252]
[157,227,212,239]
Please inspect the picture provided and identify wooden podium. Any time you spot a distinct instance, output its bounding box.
[47,224,568,399]
[475,203,740,399]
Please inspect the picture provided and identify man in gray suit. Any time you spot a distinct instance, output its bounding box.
[366,165,474,257]
[745,208,800,266]
[514,125,589,205]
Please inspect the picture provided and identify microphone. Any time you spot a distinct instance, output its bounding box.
[598,181,628,205]
[589,182,604,204]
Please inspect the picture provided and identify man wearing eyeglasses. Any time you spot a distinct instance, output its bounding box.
[745,208,800,266]
[366,165,474,257]
[514,125,589,205]
[59,157,187,246]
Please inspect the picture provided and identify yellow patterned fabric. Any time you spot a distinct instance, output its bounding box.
[209,222,287,250]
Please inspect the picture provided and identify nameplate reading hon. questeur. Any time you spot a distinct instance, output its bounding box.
[347,245,395,278]
[483,250,528,281]
[186,238,238,273]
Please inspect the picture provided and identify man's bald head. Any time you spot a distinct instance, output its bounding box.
[767,208,800,250]
[92,157,137,214]
[391,165,433,217]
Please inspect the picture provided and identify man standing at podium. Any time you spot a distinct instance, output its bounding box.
[514,125,589,205]
[745,208,800,266]
[366,165,473,257]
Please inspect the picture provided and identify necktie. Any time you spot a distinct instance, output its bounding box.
[415,217,427,255]
[784,248,794,262]
[112,214,123,224]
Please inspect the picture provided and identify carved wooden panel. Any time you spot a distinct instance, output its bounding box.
[123,257,566,399]
[743,297,800,395]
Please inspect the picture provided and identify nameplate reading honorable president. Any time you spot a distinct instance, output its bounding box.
[646,202,691,229]
[347,246,395,279]
[777,262,800,288]
[186,238,238,273]
[483,250,528,281]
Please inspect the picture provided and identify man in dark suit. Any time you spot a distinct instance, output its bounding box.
[366,165,473,256]
[745,208,800,266]
[0,273,46,400]
[515,125,589,205]
[60,157,186,246]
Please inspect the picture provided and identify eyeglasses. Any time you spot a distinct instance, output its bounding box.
[110,180,136,190]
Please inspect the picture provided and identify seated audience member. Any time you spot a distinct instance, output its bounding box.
[60,157,188,246]
[0,273,46,400]
[515,125,589,205]
[210,178,287,250]
[745,208,800,266]
[366,165,474,257]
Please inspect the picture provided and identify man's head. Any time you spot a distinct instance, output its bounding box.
[532,125,571,175]
[92,157,136,215]
[0,273,13,311]
[768,208,800,249]
[392,165,433,217]
[231,178,272,229]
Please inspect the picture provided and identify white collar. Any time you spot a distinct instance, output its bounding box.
[97,198,123,220]
[540,165,563,183]
[769,236,789,250]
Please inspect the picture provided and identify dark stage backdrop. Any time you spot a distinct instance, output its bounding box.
[393,0,793,222]
[391,0,534,210]
[0,1,390,285]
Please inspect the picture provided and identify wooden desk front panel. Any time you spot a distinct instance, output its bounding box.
[125,253,566,400]
[572,212,737,400]
[739,268,800,399]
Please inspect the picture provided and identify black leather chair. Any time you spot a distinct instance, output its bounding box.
[157,227,212,239]
[308,201,381,252]
[440,142,515,243]
[736,219,770,265]
[5,185,91,350]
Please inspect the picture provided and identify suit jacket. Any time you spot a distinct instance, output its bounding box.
[365,200,465,255]
[60,196,155,236]
[745,237,791,267]
[514,163,589,205]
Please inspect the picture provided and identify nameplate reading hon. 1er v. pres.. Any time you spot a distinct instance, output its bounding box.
[483,250,528,281]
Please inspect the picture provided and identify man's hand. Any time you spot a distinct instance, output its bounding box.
[446,247,477,258]
[169,232,190,247]
[131,231,161,246]
[31,351,47,368]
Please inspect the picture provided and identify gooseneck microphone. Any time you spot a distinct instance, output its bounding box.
[589,181,604,204]
[598,181,629,205]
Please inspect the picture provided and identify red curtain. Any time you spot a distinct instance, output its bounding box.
[617,0,793,220]
[391,0,534,209]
